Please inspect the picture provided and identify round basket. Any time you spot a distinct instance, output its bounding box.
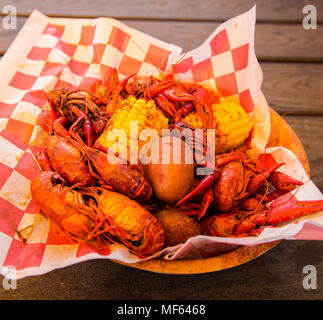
[113,108,310,274]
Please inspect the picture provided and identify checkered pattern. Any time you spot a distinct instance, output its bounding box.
[0,11,186,278]
[172,24,261,114]
[0,8,320,279]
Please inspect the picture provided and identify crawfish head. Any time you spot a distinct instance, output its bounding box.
[46,133,97,187]
[48,88,68,109]
[60,90,102,120]
[48,88,69,119]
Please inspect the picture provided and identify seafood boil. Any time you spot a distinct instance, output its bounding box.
[30,71,323,258]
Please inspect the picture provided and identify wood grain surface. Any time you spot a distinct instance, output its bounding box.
[0,0,322,300]
[282,116,323,191]
[1,18,323,61]
[261,63,323,114]
[2,0,323,22]
[0,241,322,299]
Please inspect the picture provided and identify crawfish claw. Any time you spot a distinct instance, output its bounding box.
[175,171,219,207]
[270,171,304,192]
[236,192,323,234]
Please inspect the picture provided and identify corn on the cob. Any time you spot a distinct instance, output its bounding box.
[183,97,253,154]
[96,96,169,159]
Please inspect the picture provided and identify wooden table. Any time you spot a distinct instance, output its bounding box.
[0,0,322,300]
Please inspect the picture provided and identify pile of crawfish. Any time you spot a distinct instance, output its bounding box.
[31,69,323,258]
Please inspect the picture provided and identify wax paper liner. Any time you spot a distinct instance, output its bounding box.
[0,7,322,279]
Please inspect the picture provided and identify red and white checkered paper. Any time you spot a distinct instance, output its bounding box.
[0,7,322,279]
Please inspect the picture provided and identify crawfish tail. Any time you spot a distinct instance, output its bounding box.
[193,87,213,129]
[213,161,245,212]
[87,188,164,257]
[48,88,68,118]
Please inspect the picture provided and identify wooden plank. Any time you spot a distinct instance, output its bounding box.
[261,63,323,115]
[0,241,323,299]
[3,0,323,22]
[267,109,322,191]
[124,21,323,62]
[1,18,323,62]
[255,24,323,62]
[282,115,323,191]
[1,31,323,115]
[1,22,323,115]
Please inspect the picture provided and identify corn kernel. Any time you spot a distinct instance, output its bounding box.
[96,96,169,159]
[182,97,253,153]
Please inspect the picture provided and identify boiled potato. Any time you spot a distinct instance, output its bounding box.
[142,136,195,204]
[155,207,201,247]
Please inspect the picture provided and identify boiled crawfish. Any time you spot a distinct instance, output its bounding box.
[200,192,323,237]
[175,149,249,218]
[125,75,216,127]
[48,88,107,146]
[84,187,165,257]
[31,171,164,257]
[176,149,306,222]
[69,121,153,202]
[176,149,323,236]
[36,115,153,202]
[83,146,153,202]
[30,171,101,244]
[37,133,96,187]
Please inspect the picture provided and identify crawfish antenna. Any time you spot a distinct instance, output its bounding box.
[174,38,192,67]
